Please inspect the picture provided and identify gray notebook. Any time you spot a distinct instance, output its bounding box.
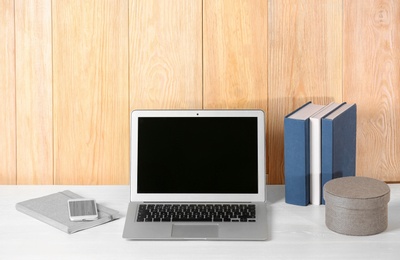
[16,190,122,234]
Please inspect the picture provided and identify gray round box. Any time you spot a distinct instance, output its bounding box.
[323,176,390,236]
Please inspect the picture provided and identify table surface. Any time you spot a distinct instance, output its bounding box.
[1,184,399,260]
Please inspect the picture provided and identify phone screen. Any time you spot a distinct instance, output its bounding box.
[68,199,98,221]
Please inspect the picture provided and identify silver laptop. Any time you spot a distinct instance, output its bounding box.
[123,110,268,240]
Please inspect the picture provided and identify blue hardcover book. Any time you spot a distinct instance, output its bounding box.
[321,103,357,204]
[284,102,324,206]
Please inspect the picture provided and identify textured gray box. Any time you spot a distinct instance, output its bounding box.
[323,176,390,236]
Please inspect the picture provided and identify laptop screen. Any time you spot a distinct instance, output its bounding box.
[137,117,258,194]
[130,110,266,202]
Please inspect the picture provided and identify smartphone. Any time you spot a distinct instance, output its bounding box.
[68,199,98,221]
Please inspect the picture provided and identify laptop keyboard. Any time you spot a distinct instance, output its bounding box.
[136,204,256,223]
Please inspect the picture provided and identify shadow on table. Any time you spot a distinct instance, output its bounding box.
[266,185,285,204]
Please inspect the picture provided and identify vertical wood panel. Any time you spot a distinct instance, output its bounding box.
[15,0,53,184]
[203,0,268,110]
[53,0,129,184]
[0,0,16,184]
[344,0,400,182]
[268,0,343,184]
[203,0,268,183]
[130,0,202,109]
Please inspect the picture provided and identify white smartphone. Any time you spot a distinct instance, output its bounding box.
[67,198,98,221]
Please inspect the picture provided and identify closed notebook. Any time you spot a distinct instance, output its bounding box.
[284,102,324,206]
[16,190,122,234]
[321,103,357,204]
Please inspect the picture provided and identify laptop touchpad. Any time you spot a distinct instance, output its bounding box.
[172,224,219,239]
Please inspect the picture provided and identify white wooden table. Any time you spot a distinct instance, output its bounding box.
[1,184,399,260]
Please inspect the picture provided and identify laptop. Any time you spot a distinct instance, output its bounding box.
[122,110,268,240]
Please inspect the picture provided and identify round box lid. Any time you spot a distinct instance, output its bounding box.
[323,176,390,209]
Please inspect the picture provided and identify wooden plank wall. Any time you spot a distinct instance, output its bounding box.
[130,0,203,109]
[0,0,16,184]
[203,0,268,110]
[344,0,400,182]
[15,0,53,184]
[268,0,343,183]
[1,0,399,185]
[52,0,129,184]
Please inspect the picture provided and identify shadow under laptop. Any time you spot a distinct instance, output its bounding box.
[266,185,285,204]
[264,185,285,241]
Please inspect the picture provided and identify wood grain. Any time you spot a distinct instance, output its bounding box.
[203,0,268,110]
[53,0,129,184]
[268,0,343,184]
[0,0,16,184]
[15,0,53,184]
[203,0,268,182]
[2,0,400,185]
[344,0,400,182]
[129,0,202,109]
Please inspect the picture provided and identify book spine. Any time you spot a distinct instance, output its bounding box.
[321,105,357,204]
[321,119,334,204]
[309,117,322,205]
[284,117,310,206]
[331,105,357,180]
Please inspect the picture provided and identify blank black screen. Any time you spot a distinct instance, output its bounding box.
[137,117,258,194]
